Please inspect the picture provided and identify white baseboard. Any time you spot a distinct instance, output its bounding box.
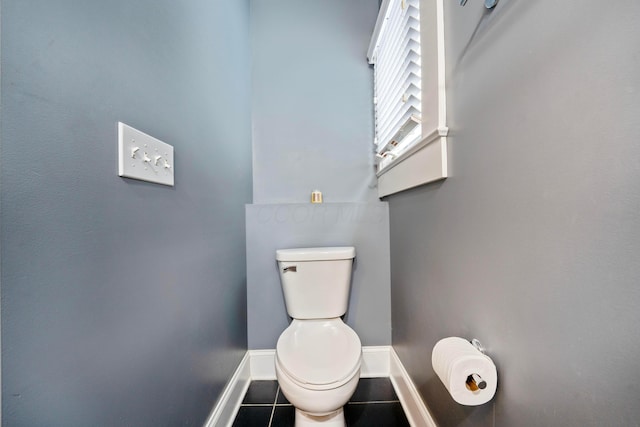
[390,347,437,427]
[247,345,393,380]
[360,345,391,377]
[202,352,251,427]
[205,346,437,427]
[248,349,277,380]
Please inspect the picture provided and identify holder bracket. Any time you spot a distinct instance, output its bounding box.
[471,338,486,354]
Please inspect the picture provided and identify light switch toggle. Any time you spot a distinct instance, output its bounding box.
[131,147,140,159]
[163,160,172,169]
[143,152,151,163]
[154,155,162,166]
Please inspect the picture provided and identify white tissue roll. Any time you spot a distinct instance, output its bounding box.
[432,337,498,406]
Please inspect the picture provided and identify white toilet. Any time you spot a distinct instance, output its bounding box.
[275,247,361,427]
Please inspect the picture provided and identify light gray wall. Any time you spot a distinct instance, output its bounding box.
[247,0,389,349]
[251,0,379,204]
[246,203,390,349]
[1,1,252,425]
[388,1,640,426]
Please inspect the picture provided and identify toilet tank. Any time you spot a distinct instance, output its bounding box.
[276,247,356,319]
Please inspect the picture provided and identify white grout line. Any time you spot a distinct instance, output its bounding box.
[266,386,279,427]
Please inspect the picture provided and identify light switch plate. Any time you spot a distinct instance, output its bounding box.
[118,122,174,186]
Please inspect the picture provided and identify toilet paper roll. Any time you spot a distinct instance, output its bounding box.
[432,337,497,406]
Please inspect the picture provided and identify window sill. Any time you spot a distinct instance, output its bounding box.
[376,126,448,198]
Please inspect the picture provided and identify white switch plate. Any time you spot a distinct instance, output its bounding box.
[118,122,174,186]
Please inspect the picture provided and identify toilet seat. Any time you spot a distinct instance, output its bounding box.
[276,318,362,391]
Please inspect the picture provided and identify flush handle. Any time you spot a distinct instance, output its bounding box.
[283,266,297,273]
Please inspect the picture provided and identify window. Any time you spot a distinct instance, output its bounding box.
[369,0,422,169]
[368,0,448,197]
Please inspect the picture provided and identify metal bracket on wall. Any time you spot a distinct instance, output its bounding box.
[471,338,486,354]
[459,0,498,9]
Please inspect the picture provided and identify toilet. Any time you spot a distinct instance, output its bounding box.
[275,247,361,427]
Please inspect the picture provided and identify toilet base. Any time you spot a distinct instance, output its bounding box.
[295,407,345,427]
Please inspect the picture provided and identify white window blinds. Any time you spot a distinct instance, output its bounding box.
[368,0,421,169]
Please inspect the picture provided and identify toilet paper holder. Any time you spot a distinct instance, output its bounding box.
[432,336,497,405]
[466,339,487,391]
[466,373,487,391]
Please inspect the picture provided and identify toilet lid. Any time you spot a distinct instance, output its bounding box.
[276,319,362,386]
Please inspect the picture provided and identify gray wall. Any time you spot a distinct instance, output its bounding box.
[388,1,640,426]
[246,0,390,349]
[251,0,379,204]
[1,1,252,426]
[246,203,390,349]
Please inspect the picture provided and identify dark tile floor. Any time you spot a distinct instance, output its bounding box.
[232,378,410,427]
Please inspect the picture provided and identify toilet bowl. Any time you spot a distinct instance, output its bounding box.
[275,246,360,427]
[276,318,362,426]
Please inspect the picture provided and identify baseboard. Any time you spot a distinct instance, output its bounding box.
[248,349,277,380]
[205,346,437,427]
[202,352,251,427]
[389,347,438,427]
[360,345,391,377]
[247,345,392,380]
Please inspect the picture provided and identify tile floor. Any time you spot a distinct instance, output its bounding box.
[232,378,410,427]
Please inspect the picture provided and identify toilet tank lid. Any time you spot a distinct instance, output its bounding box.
[276,246,355,262]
